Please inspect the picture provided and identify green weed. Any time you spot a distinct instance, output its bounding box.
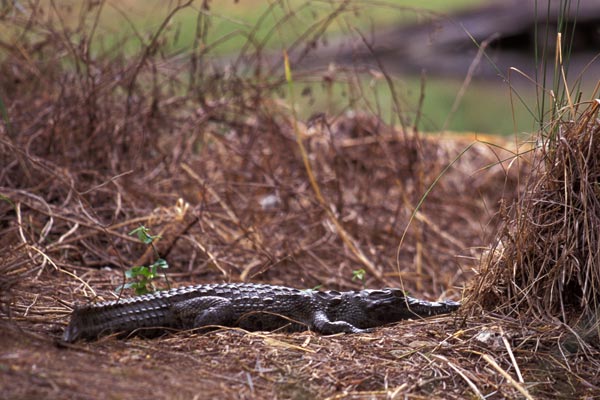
[116,226,170,295]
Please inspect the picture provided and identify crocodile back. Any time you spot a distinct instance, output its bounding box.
[63,283,317,342]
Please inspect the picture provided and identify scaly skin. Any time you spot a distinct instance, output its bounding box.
[63,283,460,342]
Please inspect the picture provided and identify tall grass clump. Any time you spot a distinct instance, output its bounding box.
[467,0,600,350]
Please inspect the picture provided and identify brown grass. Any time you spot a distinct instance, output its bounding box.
[466,100,600,351]
[1,1,599,399]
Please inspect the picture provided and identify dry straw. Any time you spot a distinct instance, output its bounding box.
[467,99,600,351]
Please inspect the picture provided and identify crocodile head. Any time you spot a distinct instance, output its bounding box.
[337,288,459,329]
[360,288,417,321]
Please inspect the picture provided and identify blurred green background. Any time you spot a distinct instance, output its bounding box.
[35,0,559,135]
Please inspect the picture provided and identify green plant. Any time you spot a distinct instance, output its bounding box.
[351,269,367,288]
[533,0,581,143]
[116,226,170,295]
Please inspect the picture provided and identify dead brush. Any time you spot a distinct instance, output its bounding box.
[465,0,600,359]
[467,99,600,351]
[0,1,508,299]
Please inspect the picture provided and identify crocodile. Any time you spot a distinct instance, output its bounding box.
[62,283,460,342]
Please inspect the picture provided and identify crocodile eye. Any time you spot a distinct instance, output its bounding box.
[328,297,342,306]
[388,289,405,298]
[367,290,391,300]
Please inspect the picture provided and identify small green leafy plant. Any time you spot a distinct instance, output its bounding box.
[352,269,367,288]
[116,225,170,295]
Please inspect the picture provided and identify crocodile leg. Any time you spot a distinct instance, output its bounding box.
[171,296,235,329]
[311,311,367,334]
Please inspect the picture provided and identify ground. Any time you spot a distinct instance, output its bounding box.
[1,1,599,398]
[3,124,597,399]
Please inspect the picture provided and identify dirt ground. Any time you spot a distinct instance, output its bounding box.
[3,120,597,399]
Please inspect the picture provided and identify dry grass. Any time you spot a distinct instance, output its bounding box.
[466,100,600,353]
[1,1,599,399]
